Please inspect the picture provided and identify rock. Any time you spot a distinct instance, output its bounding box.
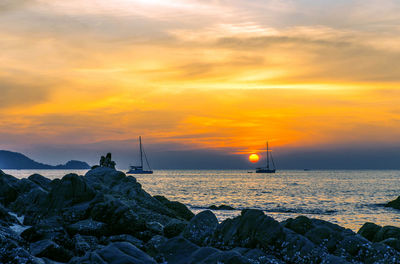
[69,242,156,264]
[89,196,145,235]
[99,152,116,169]
[183,210,218,246]
[28,174,52,191]
[146,221,164,235]
[85,167,126,189]
[21,219,67,243]
[305,226,335,245]
[199,250,253,264]
[164,219,188,238]
[30,239,73,262]
[145,235,168,257]
[108,234,144,249]
[66,219,108,237]
[208,205,236,210]
[187,247,221,263]
[48,173,96,210]
[382,237,400,251]
[0,204,19,226]
[241,248,285,264]
[154,195,194,221]
[283,216,313,235]
[337,234,369,256]
[156,236,199,264]
[386,196,400,209]
[0,170,19,206]
[61,202,91,223]
[213,209,285,249]
[374,225,400,242]
[357,222,382,241]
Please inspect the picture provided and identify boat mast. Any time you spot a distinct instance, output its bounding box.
[139,136,143,168]
[266,141,269,169]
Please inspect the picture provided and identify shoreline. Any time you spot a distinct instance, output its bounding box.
[1,167,400,263]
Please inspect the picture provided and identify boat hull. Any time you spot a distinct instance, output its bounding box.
[126,170,153,174]
[256,169,276,173]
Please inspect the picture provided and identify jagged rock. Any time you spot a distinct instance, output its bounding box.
[145,235,168,257]
[48,173,96,210]
[164,219,188,238]
[0,204,19,226]
[28,174,52,191]
[283,215,313,235]
[155,236,199,264]
[358,222,382,241]
[198,250,253,264]
[154,195,194,221]
[69,242,156,264]
[108,234,144,249]
[187,247,221,263]
[61,201,91,223]
[0,170,19,206]
[208,205,236,210]
[146,221,164,235]
[89,196,145,235]
[213,209,285,249]
[21,219,67,243]
[66,219,108,237]
[374,225,400,242]
[386,196,400,209]
[30,239,73,262]
[183,210,218,246]
[382,237,400,251]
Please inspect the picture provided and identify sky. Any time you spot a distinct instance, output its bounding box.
[1,0,400,169]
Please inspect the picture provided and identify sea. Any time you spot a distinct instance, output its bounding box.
[5,169,400,232]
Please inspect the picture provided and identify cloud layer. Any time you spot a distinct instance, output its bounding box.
[1,0,400,167]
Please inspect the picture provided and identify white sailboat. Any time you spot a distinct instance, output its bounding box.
[126,136,153,174]
[256,141,276,173]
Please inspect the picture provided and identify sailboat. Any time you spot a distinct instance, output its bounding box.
[256,141,276,173]
[126,136,153,174]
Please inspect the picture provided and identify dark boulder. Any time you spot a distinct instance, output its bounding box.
[30,239,73,262]
[154,195,194,221]
[208,205,236,210]
[108,234,144,249]
[183,210,218,246]
[199,250,253,264]
[85,167,125,190]
[382,237,400,251]
[48,173,96,210]
[66,219,108,237]
[89,196,145,235]
[374,225,400,242]
[357,222,382,241]
[28,174,52,191]
[156,236,199,264]
[0,170,20,206]
[164,219,188,238]
[283,215,313,235]
[144,235,168,257]
[69,242,156,264]
[213,209,285,249]
[386,196,400,209]
[187,247,220,263]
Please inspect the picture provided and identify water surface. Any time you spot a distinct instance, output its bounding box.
[6,169,400,231]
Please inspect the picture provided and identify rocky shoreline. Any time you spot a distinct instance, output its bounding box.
[1,165,400,263]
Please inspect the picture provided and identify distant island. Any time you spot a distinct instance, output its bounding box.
[0,150,91,170]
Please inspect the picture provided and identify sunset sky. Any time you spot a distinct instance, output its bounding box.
[1,0,400,168]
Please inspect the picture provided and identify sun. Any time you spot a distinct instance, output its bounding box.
[249,153,259,163]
